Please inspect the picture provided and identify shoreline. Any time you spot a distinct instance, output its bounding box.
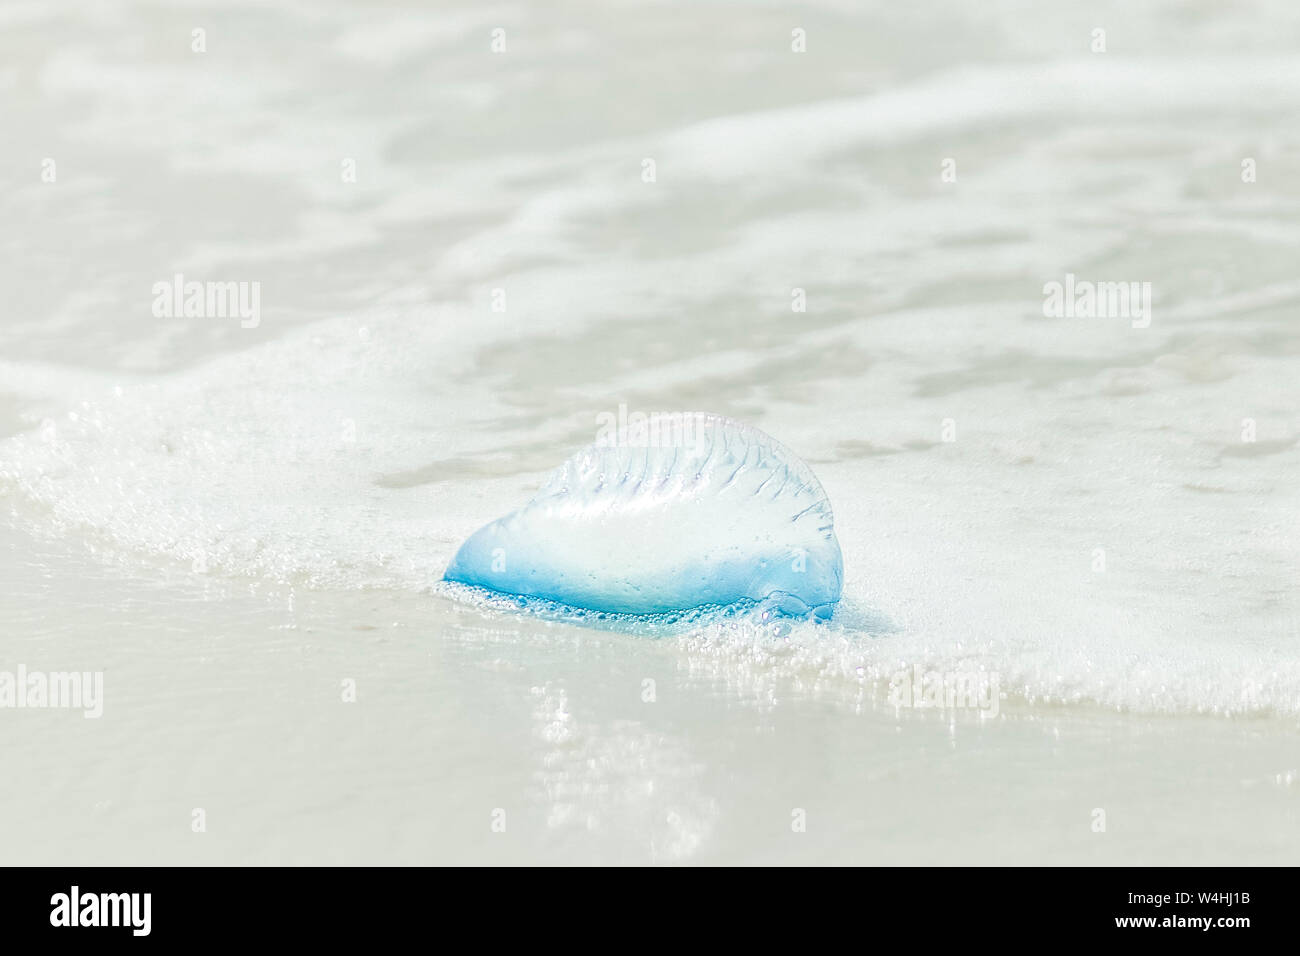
[3,523,1296,866]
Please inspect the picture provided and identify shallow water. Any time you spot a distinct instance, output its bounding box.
[1,0,1298,863]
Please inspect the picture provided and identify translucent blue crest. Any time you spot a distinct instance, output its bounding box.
[445,414,843,621]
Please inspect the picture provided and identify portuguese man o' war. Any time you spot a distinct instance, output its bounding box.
[444,414,843,622]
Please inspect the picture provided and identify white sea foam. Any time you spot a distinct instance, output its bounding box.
[1,282,1295,718]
